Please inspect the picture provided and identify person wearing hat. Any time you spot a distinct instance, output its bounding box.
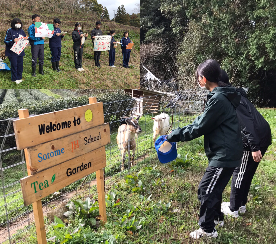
[218,70,272,218]
[72,22,88,71]
[167,59,243,239]
[28,14,45,77]
[49,18,65,72]
[91,21,103,67]
[4,18,28,84]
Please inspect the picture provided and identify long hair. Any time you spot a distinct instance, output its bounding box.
[11,18,22,29]
[195,59,221,84]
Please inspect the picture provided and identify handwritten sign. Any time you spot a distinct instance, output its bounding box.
[10,35,29,55]
[93,35,112,51]
[13,103,104,150]
[26,124,110,173]
[35,22,54,38]
[20,147,106,206]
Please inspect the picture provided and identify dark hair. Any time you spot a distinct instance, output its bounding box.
[53,18,61,24]
[123,31,128,37]
[11,18,22,29]
[110,30,115,35]
[96,21,101,25]
[196,59,221,83]
[218,69,232,87]
[75,22,80,28]
[32,14,40,21]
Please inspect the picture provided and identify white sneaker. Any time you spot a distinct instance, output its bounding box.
[77,68,82,71]
[111,65,116,67]
[239,205,246,214]
[190,228,218,239]
[221,202,239,218]
[80,68,85,71]
[15,80,22,84]
[214,220,224,227]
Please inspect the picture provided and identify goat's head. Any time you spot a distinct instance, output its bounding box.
[122,116,142,133]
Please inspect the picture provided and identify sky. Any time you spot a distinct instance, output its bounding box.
[97,0,140,18]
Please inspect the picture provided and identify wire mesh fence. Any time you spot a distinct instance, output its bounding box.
[0,90,206,243]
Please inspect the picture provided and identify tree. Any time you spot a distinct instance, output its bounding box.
[115,5,129,25]
[101,7,109,20]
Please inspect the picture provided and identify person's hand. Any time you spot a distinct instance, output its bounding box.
[85,33,88,37]
[252,150,262,162]
[42,37,45,39]
[14,38,19,42]
[80,34,84,37]
[92,36,95,39]
[24,36,28,40]
[56,33,61,36]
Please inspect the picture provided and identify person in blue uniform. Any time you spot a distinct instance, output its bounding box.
[120,32,132,68]
[49,18,65,72]
[4,18,28,84]
[109,30,117,67]
[28,14,45,77]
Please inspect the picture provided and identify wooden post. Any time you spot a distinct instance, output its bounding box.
[18,109,47,244]
[89,97,107,223]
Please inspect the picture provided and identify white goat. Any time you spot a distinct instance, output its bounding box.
[117,116,141,171]
[152,113,171,141]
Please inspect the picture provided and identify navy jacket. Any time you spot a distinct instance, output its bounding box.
[28,24,44,45]
[167,87,243,168]
[49,27,64,48]
[110,36,116,50]
[72,29,86,49]
[121,37,131,53]
[4,28,27,57]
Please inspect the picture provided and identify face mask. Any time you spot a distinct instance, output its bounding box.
[78,27,81,30]
[15,24,21,29]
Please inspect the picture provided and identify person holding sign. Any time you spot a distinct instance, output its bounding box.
[49,18,65,72]
[28,14,45,77]
[4,18,28,84]
[109,30,117,67]
[91,21,103,68]
[120,32,132,68]
[72,23,88,71]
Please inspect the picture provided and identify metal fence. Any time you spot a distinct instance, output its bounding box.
[0,90,206,243]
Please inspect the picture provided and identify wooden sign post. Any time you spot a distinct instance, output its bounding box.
[14,98,108,244]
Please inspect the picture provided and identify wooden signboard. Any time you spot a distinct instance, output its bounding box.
[15,97,108,244]
[21,147,106,206]
[13,102,104,150]
[26,124,110,174]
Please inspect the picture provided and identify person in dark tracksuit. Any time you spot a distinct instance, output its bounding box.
[120,32,132,68]
[91,21,103,67]
[4,18,28,84]
[72,23,88,71]
[28,14,45,77]
[109,30,117,67]
[49,18,65,72]
[218,70,272,217]
[167,59,243,239]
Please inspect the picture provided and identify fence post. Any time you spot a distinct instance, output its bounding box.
[18,109,47,244]
[89,97,107,223]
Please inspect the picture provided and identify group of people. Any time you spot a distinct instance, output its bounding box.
[167,59,272,239]
[4,15,133,84]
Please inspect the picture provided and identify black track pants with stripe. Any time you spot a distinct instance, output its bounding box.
[230,147,268,211]
[198,166,235,232]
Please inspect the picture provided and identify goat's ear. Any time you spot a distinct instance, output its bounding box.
[125,118,132,125]
[136,115,140,120]
[151,117,155,120]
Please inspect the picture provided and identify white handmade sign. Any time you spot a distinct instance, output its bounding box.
[35,22,54,38]
[10,35,29,55]
[93,35,112,51]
